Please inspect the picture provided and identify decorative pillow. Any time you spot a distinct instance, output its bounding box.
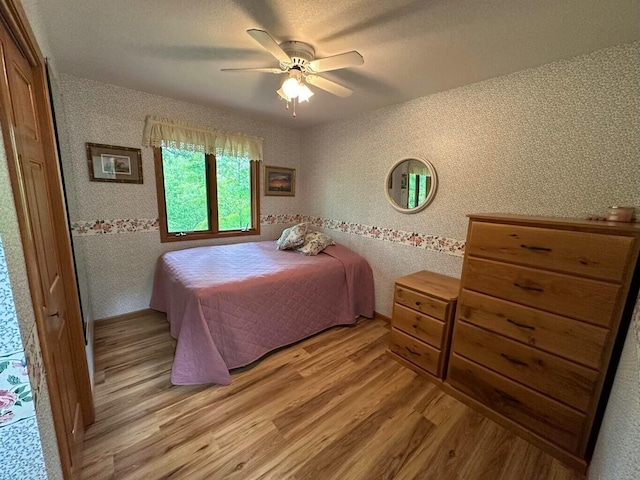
[297,231,335,256]
[276,223,308,250]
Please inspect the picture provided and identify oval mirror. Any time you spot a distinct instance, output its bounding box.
[385,157,438,213]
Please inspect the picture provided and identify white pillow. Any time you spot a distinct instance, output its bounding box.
[276,223,308,250]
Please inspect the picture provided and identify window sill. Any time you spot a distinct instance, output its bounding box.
[159,228,261,243]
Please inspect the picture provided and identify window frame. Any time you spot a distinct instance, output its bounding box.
[153,147,260,243]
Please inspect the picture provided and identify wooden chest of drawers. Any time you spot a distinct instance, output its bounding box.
[388,270,460,381]
[445,214,640,472]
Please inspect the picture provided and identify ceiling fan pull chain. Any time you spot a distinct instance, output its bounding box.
[293,97,297,118]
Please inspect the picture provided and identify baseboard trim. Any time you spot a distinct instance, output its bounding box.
[96,308,156,324]
[374,311,391,323]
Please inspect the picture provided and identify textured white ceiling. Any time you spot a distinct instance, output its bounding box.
[34,0,639,128]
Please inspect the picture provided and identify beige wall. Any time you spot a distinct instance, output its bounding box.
[590,296,640,479]
[300,41,640,317]
[300,42,640,479]
[57,74,303,320]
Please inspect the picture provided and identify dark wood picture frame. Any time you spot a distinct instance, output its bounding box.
[264,165,295,196]
[86,142,143,183]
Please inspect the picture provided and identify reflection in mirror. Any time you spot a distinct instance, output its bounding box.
[385,157,438,213]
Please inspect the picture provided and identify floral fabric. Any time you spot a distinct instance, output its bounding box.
[297,232,335,256]
[276,223,308,250]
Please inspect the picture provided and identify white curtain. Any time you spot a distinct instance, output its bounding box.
[407,159,430,176]
[142,115,263,161]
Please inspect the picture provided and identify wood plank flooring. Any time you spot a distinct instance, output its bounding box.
[83,311,585,480]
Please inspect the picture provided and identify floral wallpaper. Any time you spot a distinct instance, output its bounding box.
[71,218,159,236]
[0,354,34,426]
[56,71,304,325]
[299,41,640,480]
[0,236,47,479]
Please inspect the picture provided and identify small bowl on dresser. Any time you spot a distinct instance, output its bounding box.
[605,206,635,222]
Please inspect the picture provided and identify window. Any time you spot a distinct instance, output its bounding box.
[407,173,429,209]
[154,147,260,242]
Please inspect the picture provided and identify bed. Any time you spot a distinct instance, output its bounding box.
[150,240,375,385]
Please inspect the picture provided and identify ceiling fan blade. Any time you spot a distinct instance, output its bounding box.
[308,51,364,73]
[306,75,353,97]
[246,29,291,64]
[221,67,285,74]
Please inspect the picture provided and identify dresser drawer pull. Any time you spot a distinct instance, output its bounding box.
[520,244,552,252]
[415,301,422,306]
[405,347,420,356]
[501,353,528,367]
[506,318,536,330]
[495,389,520,404]
[513,281,544,293]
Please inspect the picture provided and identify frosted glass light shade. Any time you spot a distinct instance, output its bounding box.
[282,77,301,98]
[276,87,290,102]
[298,85,314,102]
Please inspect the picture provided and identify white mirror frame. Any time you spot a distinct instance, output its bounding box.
[384,157,438,213]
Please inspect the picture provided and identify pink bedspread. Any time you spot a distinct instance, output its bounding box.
[150,241,374,385]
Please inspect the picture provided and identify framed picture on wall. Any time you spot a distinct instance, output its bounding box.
[264,165,295,196]
[86,143,143,184]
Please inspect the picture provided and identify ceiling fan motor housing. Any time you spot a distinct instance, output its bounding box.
[279,41,315,70]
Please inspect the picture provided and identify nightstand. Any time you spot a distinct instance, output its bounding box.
[387,270,460,382]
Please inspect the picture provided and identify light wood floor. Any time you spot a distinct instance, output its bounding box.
[83,311,585,480]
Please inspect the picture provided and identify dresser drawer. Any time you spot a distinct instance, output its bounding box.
[453,322,599,412]
[394,286,448,321]
[447,354,586,453]
[392,303,444,348]
[389,328,440,375]
[467,222,633,282]
[464,257,620,327]
[457,290,609,369]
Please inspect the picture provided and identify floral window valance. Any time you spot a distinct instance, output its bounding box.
[142,115,263,161]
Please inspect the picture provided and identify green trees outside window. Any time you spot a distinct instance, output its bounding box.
[162,148,209,233]
[408,173,428,209]
[156,147,259,242]
[216,154,252,231]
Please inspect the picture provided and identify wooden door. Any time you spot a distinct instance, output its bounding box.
[0,8,91,479]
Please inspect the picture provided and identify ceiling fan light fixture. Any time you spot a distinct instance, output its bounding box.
[223,30,363,116]
[282,77,301,98]
[276,87,291,102]
[298,84,314,103]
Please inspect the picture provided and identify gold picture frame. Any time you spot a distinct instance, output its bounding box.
[264,165,295,196]
[86,143,143,184]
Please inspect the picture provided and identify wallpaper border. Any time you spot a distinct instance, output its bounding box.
[70,215,466,257]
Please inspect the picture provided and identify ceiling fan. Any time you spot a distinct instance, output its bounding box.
[222,29,364,116]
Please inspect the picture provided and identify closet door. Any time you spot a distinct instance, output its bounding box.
[0,8,91,478]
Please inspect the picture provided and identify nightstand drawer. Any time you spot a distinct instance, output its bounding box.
[394,286,448,320]
[463,257,620,327]
[467,221,632,282]
[457,289,608,369]
[448,354,586,453]
[452,322,599,412]
[392,303,444,349]
[389,328,440,375]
